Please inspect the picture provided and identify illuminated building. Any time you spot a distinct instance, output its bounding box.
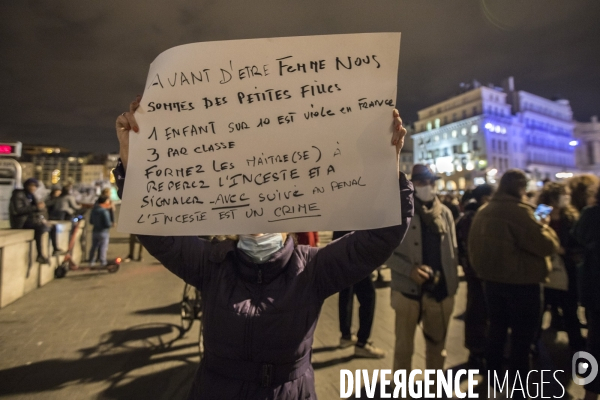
[411,77,577,189]
[574,115,600,175]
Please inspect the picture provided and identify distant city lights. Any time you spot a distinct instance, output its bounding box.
[485,123,506,134]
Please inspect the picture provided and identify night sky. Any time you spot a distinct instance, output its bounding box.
[1,0,599,154]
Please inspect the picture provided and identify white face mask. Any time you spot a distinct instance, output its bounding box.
[558,194,571,208]
[237,233,284,263]
[415,185,436,202]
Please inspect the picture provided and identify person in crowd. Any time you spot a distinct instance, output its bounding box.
[569,174,599,212]
[50,183,81,220]
[537,182,585,352]
[468,169,560,383]
[386,164,458,372]
[573,185,600,400]
[442,193,461,221]
[115,99,413,399]
[295,232,319,247]
[100,187,116,227]
[333,230,385,359]
[88,195,112,266]
[124,234,145,262]
[45,185,62,219]
[9,178,62,264]
[455,183,494,368]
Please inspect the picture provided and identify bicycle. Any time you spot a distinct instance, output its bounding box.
[180,283,203,354]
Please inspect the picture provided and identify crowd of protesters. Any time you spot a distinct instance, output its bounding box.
[6,156,600,398]
[8,180,118,266]
[389,168,598,399]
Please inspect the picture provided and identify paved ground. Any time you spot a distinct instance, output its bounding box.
[0,227,588,399]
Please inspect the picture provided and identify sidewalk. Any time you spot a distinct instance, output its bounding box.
[0,229,586,399]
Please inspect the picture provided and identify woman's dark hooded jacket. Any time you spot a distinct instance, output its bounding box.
[115,161,413,399]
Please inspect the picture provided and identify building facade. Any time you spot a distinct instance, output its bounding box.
[574,116,600,175]
[411,77,577,190]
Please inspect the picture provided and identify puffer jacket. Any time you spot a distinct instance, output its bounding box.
[468,192,560,285]
[115,161,414,399]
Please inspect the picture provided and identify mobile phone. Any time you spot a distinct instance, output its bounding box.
[534,204,553,221]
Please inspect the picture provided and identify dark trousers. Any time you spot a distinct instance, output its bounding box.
[484,281,542,376]
[24,221,58,257]
[544,287,585,351]
[465,274,488,355]
[585,307,600,394]
[338,275,375,344]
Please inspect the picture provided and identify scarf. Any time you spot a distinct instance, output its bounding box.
[415,196,447,235]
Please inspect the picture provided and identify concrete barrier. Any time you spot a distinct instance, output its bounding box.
[0,229,34,308]
[0,220,85,308]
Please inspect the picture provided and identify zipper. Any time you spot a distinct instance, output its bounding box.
[245,278,264,361]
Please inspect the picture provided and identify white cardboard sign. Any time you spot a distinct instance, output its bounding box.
[118,33,402,235]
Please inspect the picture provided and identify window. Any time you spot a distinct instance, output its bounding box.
[472,106,478,115]
[461,128,467,136]
[503,142,508,153]
[492,156,497,168]
[435,118,440,129]
[471,125,479,134]
[427,122,432,130]
[462,142,469,153]
[452,130,457,138]
[453,145,459,154]
[462,110,467,119]
[443,132,448,140]
[473,140,479,151]
[492,139,496,151]
[435,135,439,142]
[588,142,595,165]
[443,116,448,125]
[452,113,457,122]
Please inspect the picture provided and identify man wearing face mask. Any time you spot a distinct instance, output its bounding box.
[387,164,458,372]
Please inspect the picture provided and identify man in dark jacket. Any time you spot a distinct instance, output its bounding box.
[9,178,61,264]
[469,169,559,386]
[89,195,113,266]
[455,183,494,369]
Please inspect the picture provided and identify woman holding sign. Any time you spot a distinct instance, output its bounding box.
[114,97,413,400]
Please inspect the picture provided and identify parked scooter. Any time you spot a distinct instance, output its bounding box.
[54,215,121,278]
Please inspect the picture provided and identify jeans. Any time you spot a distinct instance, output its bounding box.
[89,231,109,266]
[484,281,542,377]
[338,275,375,344]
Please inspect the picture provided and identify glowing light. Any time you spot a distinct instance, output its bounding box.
[461,128,467,136]
[495,126,501,133]
[487,168,498,176]
[456,165,463,172]
[466,161,475,171]
[474,177,486,185]
[556,172,574,179]
[569,140,579,146]
[452,130,457,138]
[471,125,479,134]
[485,123,493,130]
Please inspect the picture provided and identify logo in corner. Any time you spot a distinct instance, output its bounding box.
[572,351,598,386]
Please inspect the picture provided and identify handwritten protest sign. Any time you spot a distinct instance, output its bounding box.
[118,33,402,235]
